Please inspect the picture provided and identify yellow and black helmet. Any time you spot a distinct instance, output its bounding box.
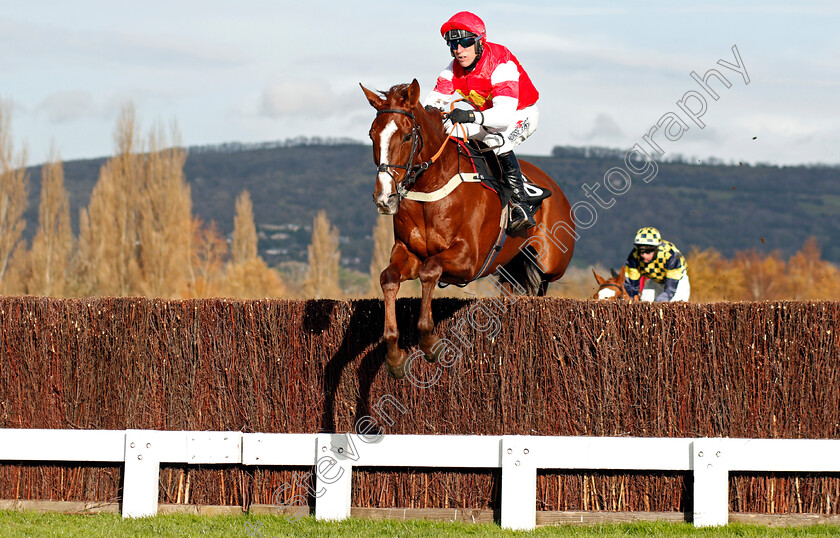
[634,226,661,247]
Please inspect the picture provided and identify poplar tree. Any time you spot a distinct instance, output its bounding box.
[77,104,142,296]
[0,103,29,292]
[136,122,191,297]
[303,210,341,299]
[231,190,257,264]
[368,216,394,297]
[220,189,287,298]
[77,105,191,297]
[27,148,73,295]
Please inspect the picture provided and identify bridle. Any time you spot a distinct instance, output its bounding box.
[597,281,628,299]
[374,108,428,200]
[374,107,455,201]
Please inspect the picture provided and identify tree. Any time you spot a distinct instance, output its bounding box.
[26,148,73,296]
[221,190,286,298]
[0,102,29,292]
[136,121,192,297]
[785,237,840,299]
[231,190,257,264]
[303,210,341,299]
[76,105,192,297]
[734,250,786,300]
[369,216,394,297]
[77,104,142,296]
[186,217,228,298]
[221,258,287,298]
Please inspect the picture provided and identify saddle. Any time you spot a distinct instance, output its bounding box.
[455,138,552,215]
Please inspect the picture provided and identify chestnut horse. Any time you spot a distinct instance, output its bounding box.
[362,80,575,379]
[592,267,631,300]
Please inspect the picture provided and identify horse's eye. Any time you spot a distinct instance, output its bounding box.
[403,133,412,142]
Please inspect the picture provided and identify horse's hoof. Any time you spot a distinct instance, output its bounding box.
[386,350,407,380]
[420,335,440,363]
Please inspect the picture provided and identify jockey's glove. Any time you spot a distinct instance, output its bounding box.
[448,109,483,125]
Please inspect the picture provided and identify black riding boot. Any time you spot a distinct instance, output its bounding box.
[498,151,536,233]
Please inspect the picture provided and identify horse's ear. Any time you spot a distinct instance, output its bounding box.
[617,266,626,285]
[592,268,606,285]
[360,83,385,109]
[407,79,421,107]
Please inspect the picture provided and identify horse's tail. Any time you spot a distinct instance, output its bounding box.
[499,248,546,296]
[523,257,543,296]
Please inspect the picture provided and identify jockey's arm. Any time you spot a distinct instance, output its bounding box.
[477,95,517,130]
[424,62,456,110]
[654,251,685,302]
[478,60,522,129]
[623,261,641,299]
[655,278,679,302]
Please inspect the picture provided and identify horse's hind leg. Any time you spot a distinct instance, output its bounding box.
[381,245,421,379]
[537,280,549,296]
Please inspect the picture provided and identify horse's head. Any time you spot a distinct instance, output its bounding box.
[592,267,630,300]
[360,79,429,215]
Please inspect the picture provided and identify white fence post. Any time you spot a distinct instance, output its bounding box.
[692,438,729,527]
[122,430,162,518]
[500,435,537,531]
[314,433,352,521]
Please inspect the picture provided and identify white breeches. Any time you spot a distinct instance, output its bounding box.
[640,275,691,302]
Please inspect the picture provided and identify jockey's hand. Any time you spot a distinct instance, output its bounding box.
[447,109,476,124]
[424,105,442,114]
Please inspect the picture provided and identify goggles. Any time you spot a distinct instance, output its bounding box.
[448,36,477,50]
[637,246,657,255]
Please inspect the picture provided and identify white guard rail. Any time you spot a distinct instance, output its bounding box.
[1,430,839,529]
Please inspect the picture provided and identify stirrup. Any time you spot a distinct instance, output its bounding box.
[507,203,536,233]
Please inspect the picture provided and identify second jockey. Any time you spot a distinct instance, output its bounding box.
[423,11,541,233]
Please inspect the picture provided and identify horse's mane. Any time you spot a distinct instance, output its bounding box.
[379,83,447,139]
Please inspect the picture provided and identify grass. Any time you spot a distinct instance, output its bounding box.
[1,512,840,537]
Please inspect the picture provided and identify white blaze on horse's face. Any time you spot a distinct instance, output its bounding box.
[374,120,399,215]
[597,288,617,300]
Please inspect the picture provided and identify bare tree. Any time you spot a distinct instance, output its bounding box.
[187,217,228,298]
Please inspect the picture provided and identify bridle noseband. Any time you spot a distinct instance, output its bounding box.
[597,281,628,298]
[374,108,429,200]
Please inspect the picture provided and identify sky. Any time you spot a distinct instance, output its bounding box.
[3,1,839,167]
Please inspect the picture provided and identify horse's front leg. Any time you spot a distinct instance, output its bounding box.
[380,244,421,379]
[418,259,444,361]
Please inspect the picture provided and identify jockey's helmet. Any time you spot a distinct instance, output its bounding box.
[634,226,661,247]
[441,12,486,57]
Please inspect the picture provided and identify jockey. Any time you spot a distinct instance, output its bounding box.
[623,227,691,302]
[423,11,541,233]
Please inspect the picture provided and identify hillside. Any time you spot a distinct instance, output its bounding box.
[21,141,840,272]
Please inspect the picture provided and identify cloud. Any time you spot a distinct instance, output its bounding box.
[36,90,96,123]
[257,81,360,119]
[582,113,624,141]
